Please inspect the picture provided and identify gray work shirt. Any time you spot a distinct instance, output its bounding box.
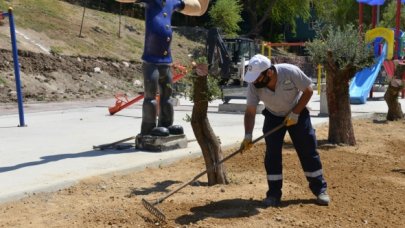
[246,63,312,117]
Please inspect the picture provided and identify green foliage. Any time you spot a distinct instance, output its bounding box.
[0,1,7,9]
[183,113,192,123]
[50,46,63,55]
[205,73,222,102]
[0,76,5,85]
[208,0,243,36]
[242,0,311,37]
[380,0,405,29]
[313,0,359,28]
[182,56,222,103]
[0,0,202,61]
[11,0,66,31]
[305,24,374,70]
[271,0,311,34]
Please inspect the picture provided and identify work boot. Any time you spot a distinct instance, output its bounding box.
[168,125,184,135]
[150,127,170,136]
[263,196,281,208]
[316,192,330,206]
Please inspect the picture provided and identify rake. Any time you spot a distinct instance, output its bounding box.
[141,122,285,222]
[93,136,135,150]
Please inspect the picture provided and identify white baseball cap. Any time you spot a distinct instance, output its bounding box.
[244,54,271,83]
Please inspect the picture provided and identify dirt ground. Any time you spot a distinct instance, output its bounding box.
[0,48,314,106]
[0,117,404,227]
[0,49,145,103]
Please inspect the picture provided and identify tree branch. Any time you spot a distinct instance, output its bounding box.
[248,0,277,36]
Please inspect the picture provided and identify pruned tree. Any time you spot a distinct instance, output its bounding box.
[384,61,404,121]
[186,56,228,185]
[306,24,373,145]
[380,0,405,122]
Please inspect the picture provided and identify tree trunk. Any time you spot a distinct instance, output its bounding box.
[325,51,356,145]
[191,64,228,186]
[244,1,258,34]
[384,79,404,121]
[245,0,276,37]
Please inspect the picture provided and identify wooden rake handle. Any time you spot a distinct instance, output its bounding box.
[151,122,286,205]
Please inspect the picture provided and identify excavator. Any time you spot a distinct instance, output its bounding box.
[206,28,258,103]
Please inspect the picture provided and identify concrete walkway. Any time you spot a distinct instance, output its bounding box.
[0,92,403,203]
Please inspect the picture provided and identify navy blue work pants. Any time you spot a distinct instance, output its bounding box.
[262,108,327,199]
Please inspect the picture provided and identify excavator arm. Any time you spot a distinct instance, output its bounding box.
[206,28,232,80]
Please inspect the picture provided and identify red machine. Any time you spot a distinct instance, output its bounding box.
[108,63,188,115]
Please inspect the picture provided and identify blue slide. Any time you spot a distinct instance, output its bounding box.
[349,43,387,104]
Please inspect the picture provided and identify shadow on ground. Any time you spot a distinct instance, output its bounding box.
[0,147,136,173]
[130,180,182,196]
[175,198,317,225]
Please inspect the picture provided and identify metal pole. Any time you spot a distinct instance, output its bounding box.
[8,8,26,127]
[372,6,377,28]
[397,0,405,98]
[79,2,86,37]
[317,64,321,95]
[395,0,401,60]
[359,3,363,35]
[118,3,122,38]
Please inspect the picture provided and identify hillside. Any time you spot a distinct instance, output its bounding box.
[0,0,205,103]
[0,0,204,60]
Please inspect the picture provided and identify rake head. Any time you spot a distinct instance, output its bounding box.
[142,198,166,222]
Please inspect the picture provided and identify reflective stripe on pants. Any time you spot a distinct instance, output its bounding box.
[262,108,327,199]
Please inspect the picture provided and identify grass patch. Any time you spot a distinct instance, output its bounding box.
[0,1,9,9]
[0,0,201,63]
[11,0,66,32]
[50,46,63,55]
[0,76,6,85]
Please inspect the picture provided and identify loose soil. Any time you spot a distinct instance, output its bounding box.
[0,48,315,105]
[0,118,404,227]
[0,49,144,103]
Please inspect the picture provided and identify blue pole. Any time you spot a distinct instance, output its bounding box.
[8,8,26,127]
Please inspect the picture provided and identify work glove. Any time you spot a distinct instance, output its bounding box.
[240,134,253,152]
[284,112,299,127]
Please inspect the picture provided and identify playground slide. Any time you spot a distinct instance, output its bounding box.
[383,60,394,77]
[349,43,387,104]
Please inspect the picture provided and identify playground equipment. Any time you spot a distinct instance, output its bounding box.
[108,63,187,115]
[349,28,394,104]
[358,1,405,49]
[349,26,405,104]
[261,41,305,59]
[1,8,25,126]
[316,64,327,95]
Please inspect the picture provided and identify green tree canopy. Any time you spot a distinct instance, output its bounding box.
[306,24,373,70]
[208,0,243,36]
[243,0,311,38]
[305,24,374,145]
[379,0,405,28]
[312,0,360,28]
